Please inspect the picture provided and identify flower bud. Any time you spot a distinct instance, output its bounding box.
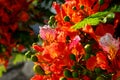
[48,20,54,26]
[25,51,31,58]
[72,6,77,10]
[33,45,44,52]
[83,69,88,75]
[80,5,84,9]
[31,55,38,62]
[98,0,104,5]
[96,76,105,80]
[84,44,92,53]
[84,53,90,60]
[72,71,79,78]
[71,65,77,70]
[33,65,45,75]
[95,68,102,74]
[64,16,70,22]
[59,77,67,80]
[49,16,55,21]
[63,69,72,78]
[69,53,76,61]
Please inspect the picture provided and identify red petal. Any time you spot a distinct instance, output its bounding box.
[33,45,44,52]
[96,52,109,70]
[52,2,61,13]
[86,56,97,71]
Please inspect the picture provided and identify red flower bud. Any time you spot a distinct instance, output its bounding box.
[33,45,44,52]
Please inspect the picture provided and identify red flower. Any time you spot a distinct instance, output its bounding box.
[112,49,120,71]
[33,45,44,52]
[96,52,109,70]
[10,23,18,32]
[95,23,115,36]
[19,11,29,22]
[0,0,33,67]
[82,25,97,41]
[17,44,25,52]
[82,75,91,80]
[99,33,120,61]
[0,55,9,67]
[30,0,118,80]
[52,2,61,13]
[112,71,120,80]
[31,75,44,80]
[69,35,81,49]
[86,56,97,71]
[39,25,57,42]
[114,12,120,28]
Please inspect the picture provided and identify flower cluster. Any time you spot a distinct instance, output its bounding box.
[0,0,64,71]
[29,0,120,80]
[0,0,34,67]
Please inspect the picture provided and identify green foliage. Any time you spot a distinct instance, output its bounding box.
[12,54,26,64]
[72,18,100,29]
[111,5,120,12]
[71,11,115,29]
[89,11,109,18]
[0,65,6,77]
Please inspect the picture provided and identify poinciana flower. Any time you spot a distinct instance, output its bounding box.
[86,56,97,71]
[99,33,120,60]
[31,24,85,79]
[39,25,57,42]
[53,0,111,30]
[98,33,120,78]
[29,0,120,80]
[96,51,111,71]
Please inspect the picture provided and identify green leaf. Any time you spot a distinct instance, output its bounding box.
[32,0,39,6]
[88,11,109,18]
[13,54,26,64]
[72,18,100,29]
[0,65,6,77]
[71,11,115,29]
[111,5,120,12]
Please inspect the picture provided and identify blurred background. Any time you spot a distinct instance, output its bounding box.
[0,0,64,80]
